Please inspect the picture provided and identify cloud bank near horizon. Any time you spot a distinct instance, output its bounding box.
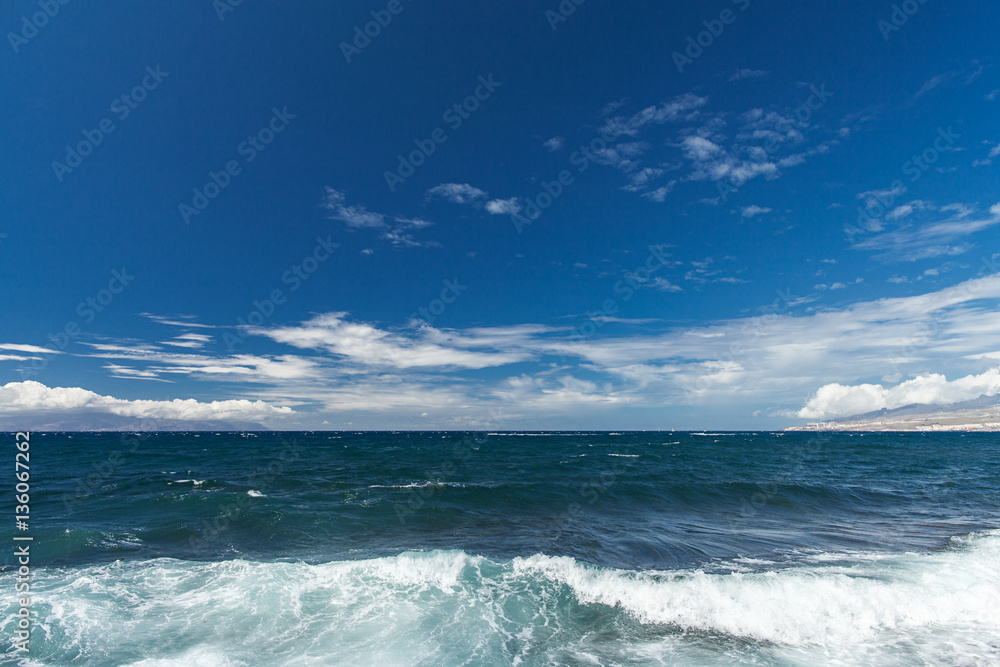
[0,381,294,423]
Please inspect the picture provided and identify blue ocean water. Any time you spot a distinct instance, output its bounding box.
[3,431,1000,665]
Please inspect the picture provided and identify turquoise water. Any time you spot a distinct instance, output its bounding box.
[3,431,1000,665]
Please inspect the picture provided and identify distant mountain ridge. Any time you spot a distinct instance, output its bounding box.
[789,394,1000,432]
[0,412,268,432]
[835,394,1000,422]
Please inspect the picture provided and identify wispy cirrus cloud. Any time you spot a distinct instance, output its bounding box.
[853,203,1000,261]
[47,271,1000,427]
[729,68,769,82]
[78,342,323,383]
[599,93,707,137]
[140,313,215,329]
[258,313,532,370]
[0,343,63,356]
[914,71,958,98]
[161,333,213,349]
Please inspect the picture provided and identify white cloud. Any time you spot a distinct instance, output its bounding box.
[525,272,1000,411]
[259,313,530,370]
[680,131,780,186]
[0,381,293,422]
[161,333,213,349]
[141,313,215,329]
[0,344,63,355]
[322,189,438,248]
[322,187,385,228]
[651,277,683,292]
[601,99,627,116]
[741,205,772,218]
[600,94,707,137]
[485,198,521,215]
[886,204,913,221]
[797,368,1000,419]
[642,182,676,202]
[622,167,664,192]
[854,203,1000,261]
[492,374,625,409]
[426,183,487,205]
[682,136,724,162]
[104,364,172,381]
[381,230,441,249]
[543,136,565,151]
[78,344,322,383]
[857,183,907,207]
[914,72,956,98]
[43,269,1000,427]
[589,142,648,173]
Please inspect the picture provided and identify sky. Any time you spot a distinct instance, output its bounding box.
[2,0,999,430]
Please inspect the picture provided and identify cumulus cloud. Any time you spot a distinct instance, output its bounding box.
[485,198,521,215]
[426,183,488,205]
[0,381,293,421]
[741,205,772,218]
[797,368,1000,419]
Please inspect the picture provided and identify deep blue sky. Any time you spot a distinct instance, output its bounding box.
[2,0,999,429]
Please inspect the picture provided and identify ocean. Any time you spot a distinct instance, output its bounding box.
[3,431,1000,666]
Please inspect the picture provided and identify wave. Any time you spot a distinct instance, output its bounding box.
[4,531,999,666]
[367,481,475,490]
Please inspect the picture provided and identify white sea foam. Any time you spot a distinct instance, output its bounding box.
[4,532,999,666]
[368,482,471,490]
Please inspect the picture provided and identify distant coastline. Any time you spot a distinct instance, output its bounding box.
[787,407,1000,432]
